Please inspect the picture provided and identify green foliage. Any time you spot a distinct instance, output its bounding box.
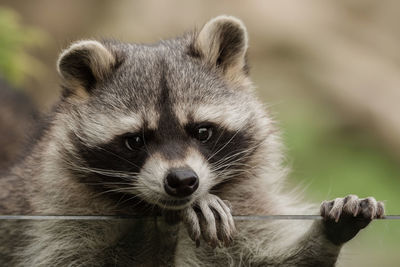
[280,102,400,214]
[274,98,400,264]
[0,7,47,86]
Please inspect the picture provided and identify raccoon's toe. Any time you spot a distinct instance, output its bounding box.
[320,195,384,245]
[182,206,202,247]
[201,196,235,247]
[213,198,235,246]
[182,194,236,248]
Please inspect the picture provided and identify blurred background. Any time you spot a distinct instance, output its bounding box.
[0,0,399,265]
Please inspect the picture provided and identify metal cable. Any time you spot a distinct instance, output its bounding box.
[0,215,399,220]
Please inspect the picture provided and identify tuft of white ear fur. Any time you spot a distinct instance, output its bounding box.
[57,40,116,99]
[194,15,249,82]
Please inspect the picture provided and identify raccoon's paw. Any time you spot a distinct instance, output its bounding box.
[182,194,235,248]
[320,195,384,245]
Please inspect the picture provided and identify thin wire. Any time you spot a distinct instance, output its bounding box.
[0,215,399,220]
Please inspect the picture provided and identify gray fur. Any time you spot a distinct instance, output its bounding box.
[0,16,384,266]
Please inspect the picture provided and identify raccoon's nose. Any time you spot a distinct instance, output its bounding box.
[164,168,199,198]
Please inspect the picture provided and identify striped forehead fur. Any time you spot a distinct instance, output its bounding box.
[61,107,159,147]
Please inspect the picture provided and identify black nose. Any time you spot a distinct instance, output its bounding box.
[164,168,199,198]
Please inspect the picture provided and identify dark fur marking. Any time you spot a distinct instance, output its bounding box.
[216,23,245,70]
[69,131,149,202]
[59,42,123,99]
[187,23,248,75]
[323,216,371,246]
[59,49,97,92]
[154,62,191,161]
[185,121,255,184]
[187,31,202,59]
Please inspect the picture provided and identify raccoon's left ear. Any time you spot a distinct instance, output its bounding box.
[191,16,249,82]
[57,40,118,99]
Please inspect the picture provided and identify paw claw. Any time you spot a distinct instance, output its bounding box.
[377,202,385,218]
[320,195,384,222]
[343,194,359,217]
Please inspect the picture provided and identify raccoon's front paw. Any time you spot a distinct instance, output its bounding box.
[182,194,235,248]
[320,195,384,245]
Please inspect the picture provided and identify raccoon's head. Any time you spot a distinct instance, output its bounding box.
[55,16,275,211]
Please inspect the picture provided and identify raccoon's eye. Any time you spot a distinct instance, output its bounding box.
[196,126,213,143]
[124,135,144,150]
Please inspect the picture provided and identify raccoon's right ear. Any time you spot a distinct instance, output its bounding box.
[191,16,249,83]
[57,40,118,99]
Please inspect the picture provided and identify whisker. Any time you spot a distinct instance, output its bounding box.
[61,158,139,180]
[211,139,265,168]
[210,127,226,153]
[207,123,247,161]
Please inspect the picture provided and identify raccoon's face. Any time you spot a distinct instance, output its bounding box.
[57,16,272,210]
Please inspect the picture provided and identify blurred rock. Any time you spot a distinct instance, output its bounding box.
[0,78,39,173]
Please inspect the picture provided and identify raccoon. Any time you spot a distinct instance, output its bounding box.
[0,16,384,266]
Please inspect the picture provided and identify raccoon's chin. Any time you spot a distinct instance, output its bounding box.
[155,197,194,210]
